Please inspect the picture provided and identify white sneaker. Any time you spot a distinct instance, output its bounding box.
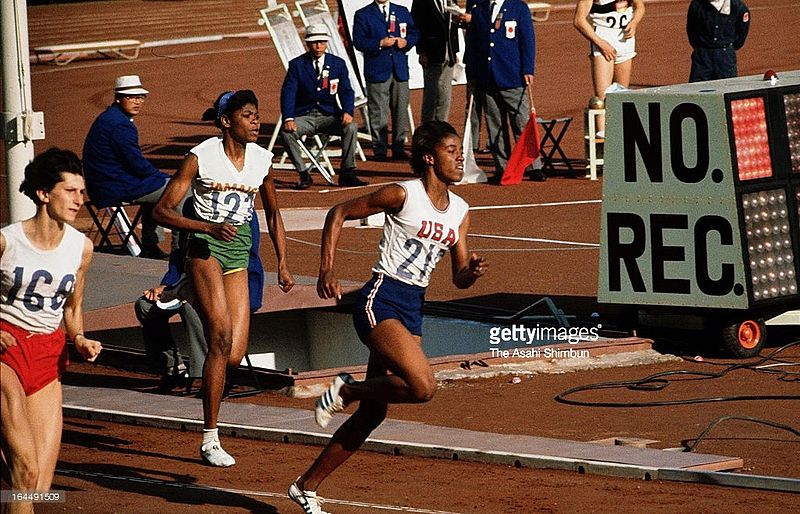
[288,480,329,514]
[158,273,195,307]
[314,373,354,428]
[200,441,236,467]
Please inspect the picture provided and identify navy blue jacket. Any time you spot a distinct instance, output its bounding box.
[465,0,535,90]
[281,52,356,119]
[83,103,170,208]
[411,0,459,66]
[352,2,419,83]
[687,0,750,50]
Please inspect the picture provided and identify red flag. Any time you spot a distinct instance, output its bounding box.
[501,111,540,185]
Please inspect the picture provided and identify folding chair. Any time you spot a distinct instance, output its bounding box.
[536,116,575,173]
[84,201,143,255]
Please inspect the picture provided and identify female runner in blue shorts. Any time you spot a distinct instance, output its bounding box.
[288,121,487,513]
[1,149,102,510]
[153,90,294,467]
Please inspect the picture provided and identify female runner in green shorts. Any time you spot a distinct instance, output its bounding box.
[154,90,294,467]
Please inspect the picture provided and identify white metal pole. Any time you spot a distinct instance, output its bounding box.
[2,0,37,221]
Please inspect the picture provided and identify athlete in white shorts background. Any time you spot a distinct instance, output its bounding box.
[574,0,645,134]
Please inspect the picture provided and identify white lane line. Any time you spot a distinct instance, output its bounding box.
[469,199,600,211]
[57,469,460,514]
[470,233,599,247]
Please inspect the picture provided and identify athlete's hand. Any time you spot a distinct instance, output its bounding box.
[395,38,408,50]
[597,39,616,62]
[341,113,353,126]
[75,334,102,362]
[317,269,342,300]
[623,20,638,40]
[418,52,429,67]
[380,36,397,48]
[278,265,295,293]
[207,222,237,242]
[0,330,17,353]
[468,254,488,278]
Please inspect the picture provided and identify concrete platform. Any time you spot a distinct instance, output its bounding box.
[62,385,744,483]
[82,253,362,332]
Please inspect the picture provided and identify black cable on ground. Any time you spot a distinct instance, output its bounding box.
[554,340,800,408]
[681,415,800,453]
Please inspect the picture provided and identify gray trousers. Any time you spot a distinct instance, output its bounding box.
[134,296,207,379]
[482,85,530,175]
[366,76,410,156]
[132,181,188,248]
[131,178,170,246]
[280,109,358,173]
[421,62,455,122]
[467,90,485,150]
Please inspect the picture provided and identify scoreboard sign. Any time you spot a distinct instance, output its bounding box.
[599,71,800,313]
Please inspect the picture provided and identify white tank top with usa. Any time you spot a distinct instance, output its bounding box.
[191,136,273,226]
[373,179,469,288]
[0,222,86,333]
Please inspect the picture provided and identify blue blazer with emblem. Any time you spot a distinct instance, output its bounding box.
[465,0,535,90]
[280,52,355,119]
[352,2,419,83]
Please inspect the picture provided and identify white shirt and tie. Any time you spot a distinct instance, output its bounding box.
[314,56,323,79]
[490,0,505,21]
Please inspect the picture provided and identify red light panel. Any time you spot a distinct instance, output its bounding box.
[785,93,800,174]
[731,98,773,181]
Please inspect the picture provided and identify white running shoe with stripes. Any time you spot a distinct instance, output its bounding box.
[288,479,329,514]
[314,372,355,428]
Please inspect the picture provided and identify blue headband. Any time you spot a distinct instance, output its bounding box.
[217,91,237,120]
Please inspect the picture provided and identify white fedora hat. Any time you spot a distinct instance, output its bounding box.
[304,24,330,42]
[114,75,149,95]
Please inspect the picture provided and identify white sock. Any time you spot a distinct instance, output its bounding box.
[202,428,219,446]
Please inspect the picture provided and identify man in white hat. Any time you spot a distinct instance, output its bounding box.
[280,24,366,188]
[83,75,175,259]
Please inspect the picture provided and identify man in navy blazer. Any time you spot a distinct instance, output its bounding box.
[83,75,175,258]
[465,0,544,181]
[281,24,366,188]
[352,0,419,161]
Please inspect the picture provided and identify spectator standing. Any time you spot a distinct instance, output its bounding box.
[83,75,176,259]
[687,0,750,82]
[412,0,468,122]
[353,0,419,161]
[465,0,544,181]
[280,24,366,189]
[574,0,644,136]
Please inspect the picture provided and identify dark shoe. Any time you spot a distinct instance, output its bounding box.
[157,369,189,393]
[372,153,389,162]
[294,170,312,190]
[392,150,409,161]
[530,168,547,182]
[339,170,367,187]
[140,244,169,260]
